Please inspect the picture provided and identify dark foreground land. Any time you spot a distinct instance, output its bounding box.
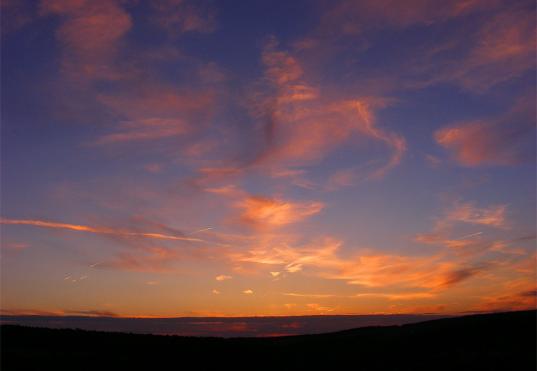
[1,310,536,370]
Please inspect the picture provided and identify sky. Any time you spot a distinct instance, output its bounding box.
[1,0,536,319]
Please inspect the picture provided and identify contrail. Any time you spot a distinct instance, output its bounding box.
[0,218,204,242]
[456,231,483,240]
[189,227,213,234]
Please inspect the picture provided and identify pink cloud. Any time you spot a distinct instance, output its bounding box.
[250,40,406,177]
[94,118,190,145]
[318,0,498,36]
[98,87,214,120]
[41,0,132,81]
[435,97,535,166]
[444,202,507,228]
[150,0,216,36]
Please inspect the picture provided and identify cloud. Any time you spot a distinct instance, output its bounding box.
[435,96,536,166]
[325,168,359,190]
[91,85,216,150]
[237,196,324,228]
[94,118,190,145]
[0,218,204,242]
[444,202,507,228]
[247,39,406,178]
[325,254,471,290]
[204,185,244,197]
[306,303,335,312]
[446,6,536,91]
[212,289,220,294]
[102,245,188,273]
[352,292,436,301]
[313,1,534,94]
[41,0,133,81]
[144,163,163,173]
[242,289,254,295]
[98,86,214,120]
[473,279,537,312]
[229,236,341,271]
[415,201,509,252]
[284,293,336,299]
[63,309,118,317]
[319,0,496,35]
[230,235,474,290]
[150,0,216,36]
[439,266,482,287]
[283,291,435,301]
[1,242,30,251]
[1,0,35,35]
[215,274,232,281]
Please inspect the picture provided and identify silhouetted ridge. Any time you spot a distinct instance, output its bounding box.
[2,310,535,370]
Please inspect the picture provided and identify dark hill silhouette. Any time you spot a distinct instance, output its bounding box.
[2,310,536,370]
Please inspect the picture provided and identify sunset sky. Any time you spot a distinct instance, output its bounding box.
[1,0,535,318]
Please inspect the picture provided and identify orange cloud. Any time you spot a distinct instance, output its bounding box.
[306,303,335,312]
[0,218,203,242]
[204,185,244,197]
[284,293,336,299]
[472,279,537,312]
[237,196,324,228]
[230,235,476,290]
[215,274,232,281]
[325,254,472,290]
[352,292,436,301]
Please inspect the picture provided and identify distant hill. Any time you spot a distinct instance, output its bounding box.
[0,312,448,337]
[2,310,536,370]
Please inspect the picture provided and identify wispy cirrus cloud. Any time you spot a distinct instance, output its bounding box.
[94,118,190,145]
[104,246,186,273]
[0,218,204,242]
[426,5,536,92]
[252,39,406,177]
[444,201,508,228]
[318,0,497,35]
[415,200,510,253]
